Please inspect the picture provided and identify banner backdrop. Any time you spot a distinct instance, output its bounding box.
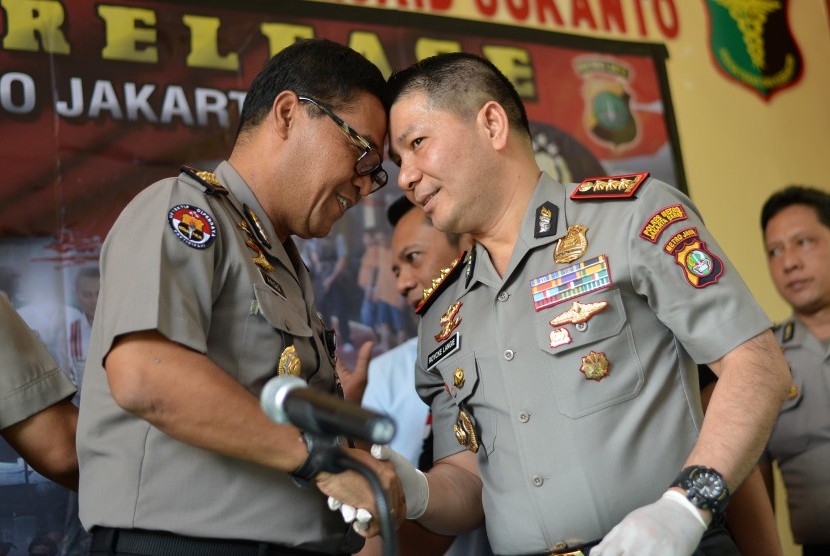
[0,0,683,552]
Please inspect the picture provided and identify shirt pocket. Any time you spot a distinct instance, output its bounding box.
[433,350,498,455]
[534,288,644,418]
[769,378,807,458]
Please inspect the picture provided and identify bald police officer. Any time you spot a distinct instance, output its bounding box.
[77,39,401,555]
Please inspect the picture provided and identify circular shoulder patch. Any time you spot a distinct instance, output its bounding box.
[167,204,217,249]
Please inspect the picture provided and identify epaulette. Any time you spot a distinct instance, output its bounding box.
[180,165,230,196]
[570,172,649,200]
[415,251,466,316]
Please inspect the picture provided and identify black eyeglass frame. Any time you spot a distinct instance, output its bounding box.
[297,95,388,193]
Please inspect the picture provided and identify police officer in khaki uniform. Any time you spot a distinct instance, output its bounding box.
[77,39,401,555]
[319,53,791,556]
[1,294,78,490]
[759,186,830,556]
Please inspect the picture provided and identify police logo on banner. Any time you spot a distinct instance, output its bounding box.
[168,204,217,249]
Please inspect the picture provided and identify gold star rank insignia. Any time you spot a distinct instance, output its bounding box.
[580,351,610,381]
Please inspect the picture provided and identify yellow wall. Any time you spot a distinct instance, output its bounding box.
[311,2,830,554]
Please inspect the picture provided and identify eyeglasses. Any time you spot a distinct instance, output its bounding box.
[298,95,388,193]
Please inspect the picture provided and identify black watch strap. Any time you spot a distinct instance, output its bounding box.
[670,465,730,525]
[290,432,340,488]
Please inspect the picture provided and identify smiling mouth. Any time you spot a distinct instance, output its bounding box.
[336,194,352,212]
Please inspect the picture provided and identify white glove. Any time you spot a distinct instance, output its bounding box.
[591,490,707,556]
[371,444,429,519]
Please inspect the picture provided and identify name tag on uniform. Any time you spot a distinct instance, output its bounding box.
[427,332,459,370]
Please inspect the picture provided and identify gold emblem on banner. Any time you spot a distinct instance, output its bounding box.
[554,224,588,264]
[278,345,301,376]
[454,409,480,453]
[580,351,610,381]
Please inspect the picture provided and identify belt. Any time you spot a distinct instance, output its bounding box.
[505,539,599,556]
[90,527,343,556]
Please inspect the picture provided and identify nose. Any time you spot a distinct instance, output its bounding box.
[353,173,374,199]
[396,267,417,300]
[397,160,420,192]
[780,247,803,273]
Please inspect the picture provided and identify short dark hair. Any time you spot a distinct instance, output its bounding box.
[386,195,464,249]
[385,52,530,139]
[761,185,830,232]
[238,39,385,137]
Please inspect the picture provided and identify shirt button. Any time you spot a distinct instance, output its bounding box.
[518,411,530,423]
[532,474,543,487]
[503,349,514,360]
[497,291,509,302]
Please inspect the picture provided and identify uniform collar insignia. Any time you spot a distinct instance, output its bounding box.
[416,251,466,316]
[534,201,559,238]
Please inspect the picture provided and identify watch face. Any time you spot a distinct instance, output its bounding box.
[691,470,725,498]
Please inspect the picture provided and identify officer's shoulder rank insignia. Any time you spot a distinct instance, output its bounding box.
[416,252,466,316]
[168,204,217,249]
[180,166,229,196]
[571,172,649,200]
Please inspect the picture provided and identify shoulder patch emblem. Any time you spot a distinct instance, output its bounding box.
[571,172,649,200]
[640,204,688,243]
[168,204,217,249]
[667,228,724,288]
[416,252,466,316]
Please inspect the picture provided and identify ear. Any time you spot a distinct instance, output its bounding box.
[477,100,510,150]
[270,90,300,140]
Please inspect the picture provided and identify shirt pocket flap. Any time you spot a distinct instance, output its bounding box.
[254,283,312,337]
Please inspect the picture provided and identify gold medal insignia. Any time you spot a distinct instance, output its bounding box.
[278,345,301,376]
[549,300,608,327]
[246,238,275,272]
[580,351,610,381]
[549,327,572,348]
[787,384,799,400]
[244,204,272,250]
[453,368,465,389]
[454,409,480,453]
[554,224,589,264]
[435,301,463,342]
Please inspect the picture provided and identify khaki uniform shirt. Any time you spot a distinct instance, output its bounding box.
[1,295,75,429]
[416,174,770,555]
[77,162,354,552]
[764,317,830,544]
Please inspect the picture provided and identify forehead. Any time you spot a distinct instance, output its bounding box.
[392,209,448,251]
[390,92,440,142]
[339,92,388,149]
[767,204,826,239]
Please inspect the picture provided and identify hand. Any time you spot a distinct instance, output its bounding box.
[337,341,373,404]
[314,447,406,537]
[371,444,429,519]
[592,490,707,556]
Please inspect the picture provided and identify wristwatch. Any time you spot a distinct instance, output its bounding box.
[670,465,730,524]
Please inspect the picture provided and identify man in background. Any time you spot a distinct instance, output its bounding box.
[760,185,830,555]
[359,196,492,555]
